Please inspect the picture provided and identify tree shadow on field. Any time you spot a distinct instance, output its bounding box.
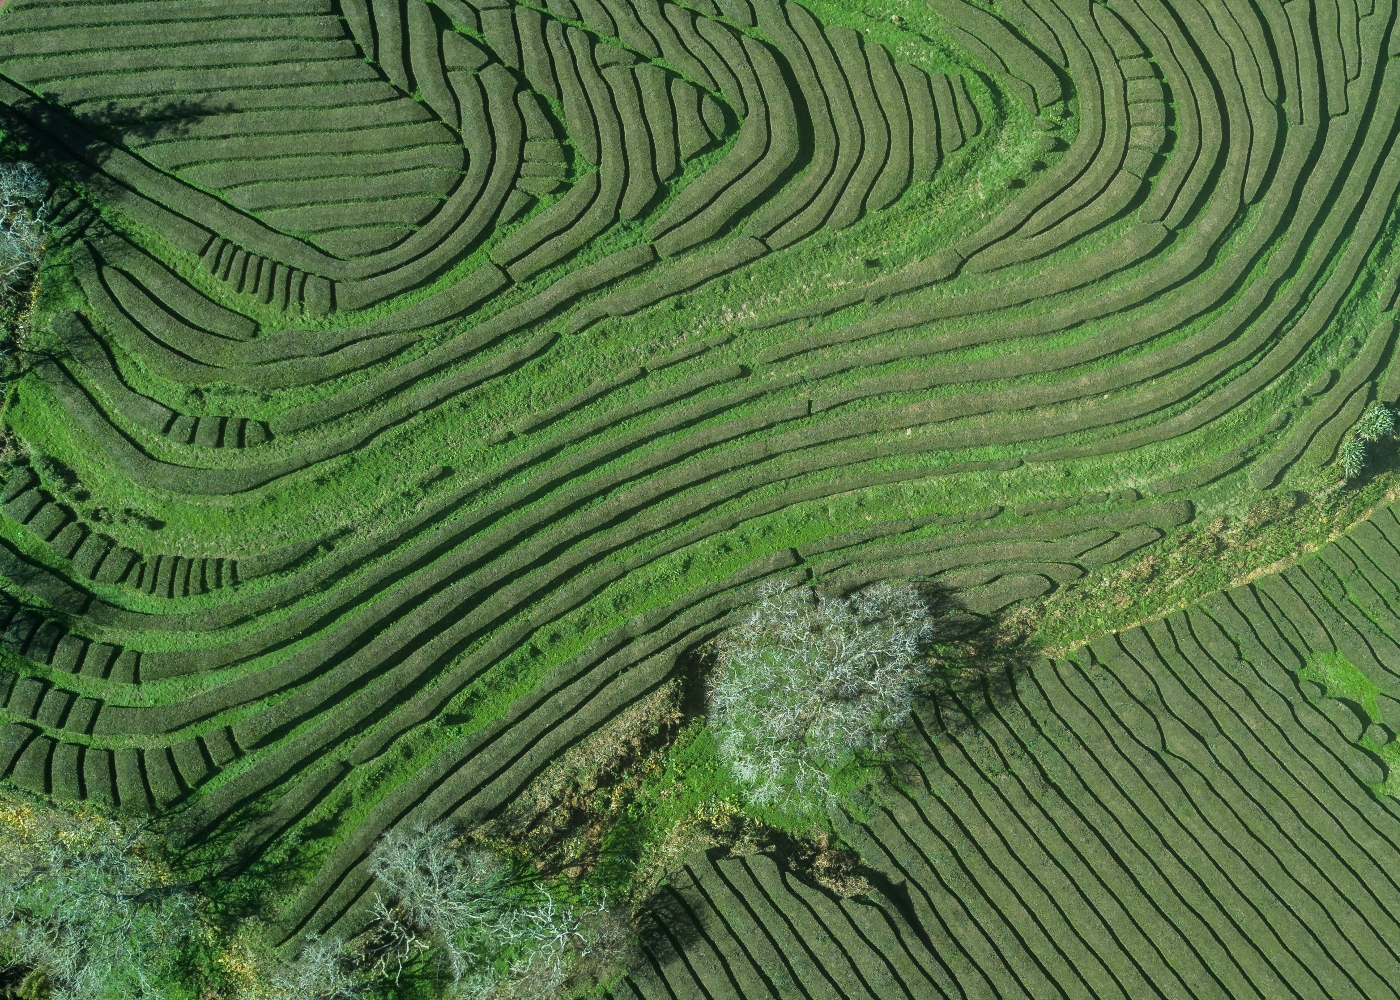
[887,581,1045,784]
[919,582,1041,726]
[2,89,236,164]
[0,90,236,251]
[0,90,237,415]
[829,582,1045,966]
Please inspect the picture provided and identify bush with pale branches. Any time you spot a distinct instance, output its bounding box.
[0,800,200,1000]
[363,823,631,999]
[264,935,363,1000]
[708,582,936,816]
[0,160,47,350]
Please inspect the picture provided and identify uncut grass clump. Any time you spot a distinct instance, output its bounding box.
[1340,436,1369,479]
[1340,402,1396,479]
[708,581,935,821]
[1354,402,1396,442]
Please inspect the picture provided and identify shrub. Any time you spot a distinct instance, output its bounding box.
[265,936,363,1000]
[365,823,631,999]
[0,797,201,1000]
[1340,403,1395,479]
[708,582,936,817]
[1340,436,1369,479]
[1354,401,1395,442]
[0,161,47,353]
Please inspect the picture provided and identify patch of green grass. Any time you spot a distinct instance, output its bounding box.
[1300,651,1384,721]
[1297,650,1400,799]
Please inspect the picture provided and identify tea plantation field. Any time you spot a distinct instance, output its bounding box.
[2,0,1400,994]
[626,510,1400,999]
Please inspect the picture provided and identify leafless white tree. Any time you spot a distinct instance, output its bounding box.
[0,805,199,1000]
[366,822,630,999]
[0,160,48,349]
[709,581,935,811]
[266,936,364,1000]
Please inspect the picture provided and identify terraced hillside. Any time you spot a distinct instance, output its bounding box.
[2,0,1400,992]
[623,501,1400,999]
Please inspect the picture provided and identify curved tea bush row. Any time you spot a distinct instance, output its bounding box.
[0,464,313,598]
[621,499,1400,999]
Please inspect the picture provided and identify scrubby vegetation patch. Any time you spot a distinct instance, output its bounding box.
[707,581,934,818]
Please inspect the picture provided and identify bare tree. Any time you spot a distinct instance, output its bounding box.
[0,161,48,354]
[265,936,363,1000]
[365,823,631,999]
[0,799,199,1000]
[709,581,936,814]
